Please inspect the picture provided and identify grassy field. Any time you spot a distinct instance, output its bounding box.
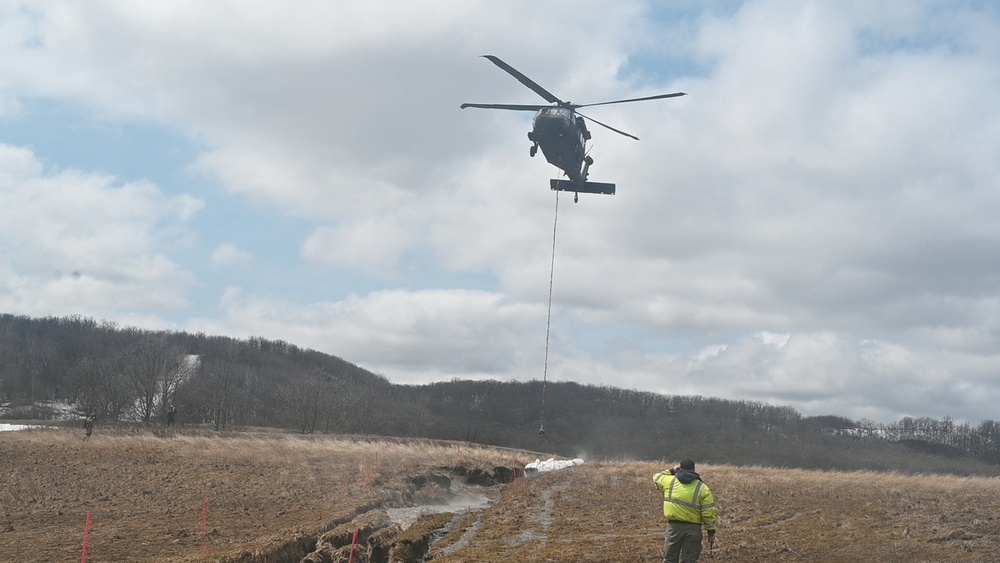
[428,463,1000,562]
[3,428,999,562]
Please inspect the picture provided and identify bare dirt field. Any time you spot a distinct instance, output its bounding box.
[428,462,1000,562]
[0,427,524,562]
[3,427,1000,562]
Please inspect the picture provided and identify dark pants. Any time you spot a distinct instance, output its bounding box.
[663,521,702,563]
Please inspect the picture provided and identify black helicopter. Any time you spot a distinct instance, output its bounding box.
[461,55,686,200]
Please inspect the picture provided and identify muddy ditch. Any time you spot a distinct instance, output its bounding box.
[223,465,519,563]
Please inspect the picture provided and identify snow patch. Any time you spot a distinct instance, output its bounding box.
[525,458,585,473]
[0,423,53,432]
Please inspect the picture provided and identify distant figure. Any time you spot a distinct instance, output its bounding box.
[83,414,96,441]
[653,459,717,563]
[166,405,177,426]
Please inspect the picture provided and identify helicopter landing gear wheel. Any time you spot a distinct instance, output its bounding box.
[529,144,538,157]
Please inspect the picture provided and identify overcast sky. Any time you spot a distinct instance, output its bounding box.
[1,1,999,425]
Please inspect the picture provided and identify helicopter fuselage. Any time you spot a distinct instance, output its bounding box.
[528,107,592,184]
[460,54,685,199]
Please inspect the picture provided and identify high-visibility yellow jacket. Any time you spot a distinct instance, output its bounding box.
[652,469,717,531]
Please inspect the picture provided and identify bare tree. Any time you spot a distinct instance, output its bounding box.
[280,369,324,434]
[193,342,258,431]
[70,352,133,420]
[207,361,239,431]
[122,334,186,423]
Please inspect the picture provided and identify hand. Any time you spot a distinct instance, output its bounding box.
[706,533,716,547]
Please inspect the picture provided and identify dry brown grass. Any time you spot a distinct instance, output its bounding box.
[427,462,1000,562]
[4,429,1000,562]
[0,428,525,562]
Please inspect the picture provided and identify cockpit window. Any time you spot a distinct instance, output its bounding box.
[540,107,571,117]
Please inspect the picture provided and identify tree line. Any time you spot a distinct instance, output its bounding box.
[1,313,999,473]
[0,314,394,434]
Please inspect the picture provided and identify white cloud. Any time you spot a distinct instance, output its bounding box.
[685,331,1000,423]
[1,1,999,424]
[0,143,199,316]
[189,287,546,379]
[210,243,253,271]
[302,218,412,278]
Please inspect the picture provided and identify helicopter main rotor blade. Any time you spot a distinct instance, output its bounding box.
[481,55,564,105]
[575,92,687,108]
[576,111,640,141]
[460,103,550,111]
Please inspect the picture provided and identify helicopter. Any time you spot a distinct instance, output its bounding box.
[461,55,686,201]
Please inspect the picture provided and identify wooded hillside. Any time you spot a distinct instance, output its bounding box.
[3,313,999,474]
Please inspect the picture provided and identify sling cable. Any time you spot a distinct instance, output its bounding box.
[539,190,560,438]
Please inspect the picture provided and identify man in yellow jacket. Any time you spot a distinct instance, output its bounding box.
[653,459,717,563]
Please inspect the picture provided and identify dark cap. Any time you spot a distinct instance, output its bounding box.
[679,459,695,470]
